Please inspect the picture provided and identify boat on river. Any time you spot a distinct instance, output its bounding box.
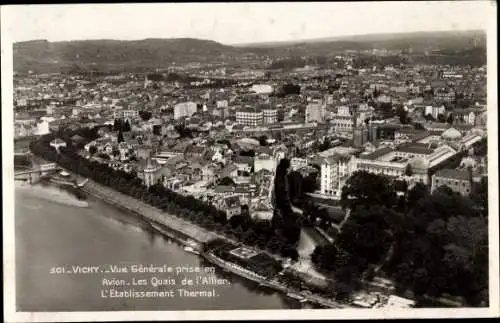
[286,292,306,302]
[183,246,200,255]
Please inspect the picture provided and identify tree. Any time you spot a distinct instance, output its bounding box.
[89,146,97,155]
[340,171,397,211]
[378,102,394,119]
[397,106,409,124]
[404,164,413,177]
[152,125,161,136]
[123,120,131,132]
[139,110,153,121]
[113,119,121,131]
[470,176,488,215]
[406,182,429,209]
[258,135,268,146]
[424,114,435,121]
[287,171,303,202]
[217,177,236,186]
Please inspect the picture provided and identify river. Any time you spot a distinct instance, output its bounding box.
[15,184,312,311]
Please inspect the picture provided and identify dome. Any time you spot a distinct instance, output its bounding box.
[237,137,260,147]
[441,127,462,140]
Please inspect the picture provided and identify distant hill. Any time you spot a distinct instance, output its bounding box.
[238,30,487,56]
[13,30,487,74]
[13,38,241,74]
[235,30,486,48]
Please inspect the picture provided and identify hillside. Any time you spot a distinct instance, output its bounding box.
[13,30,487,74]
[240,30,487,55]
[13,38,241,74]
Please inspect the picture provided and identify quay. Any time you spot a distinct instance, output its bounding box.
[42,163,351,309]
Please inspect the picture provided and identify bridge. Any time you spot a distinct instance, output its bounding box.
[14,163,60,184]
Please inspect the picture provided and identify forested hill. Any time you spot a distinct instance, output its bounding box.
[13,38,241,74]
[14,30,486,74]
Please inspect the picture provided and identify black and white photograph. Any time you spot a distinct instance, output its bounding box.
[2,1,498,321]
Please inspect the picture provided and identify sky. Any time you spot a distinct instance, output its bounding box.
[1,1,495,44]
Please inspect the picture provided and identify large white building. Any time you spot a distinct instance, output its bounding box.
[236,107,263,127]
[262,107,278,124]
[356,142,459,187]
[254,152,276,173]
[174,101,198,120]
[424,105,446,120]
[320,154,356,199]
[305,101,326,123]
[35,120,50,136]
[250,84,274,95]
[290,157,308,171]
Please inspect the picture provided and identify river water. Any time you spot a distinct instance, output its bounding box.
[15,184,311,311]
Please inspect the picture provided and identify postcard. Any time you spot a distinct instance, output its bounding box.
[2,2,498,321]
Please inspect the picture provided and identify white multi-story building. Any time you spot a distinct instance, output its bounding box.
[216,100,229,108]
[424,105,446,120]
[355,142,458,187]
[236,107,263,127]
[254,152,275,173]
[320,154,356,198]
[305,101,326,123]
[290,157,308,171]
[262,107,278,124]
[174,101,198,120]
[114,109,139,120]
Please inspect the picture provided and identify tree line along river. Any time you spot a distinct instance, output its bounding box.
[15,183,314,311]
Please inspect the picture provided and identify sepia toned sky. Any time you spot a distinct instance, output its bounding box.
[2,1,495,44]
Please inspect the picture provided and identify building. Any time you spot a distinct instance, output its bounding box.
[113,109,139,120]
[353,126,369,148]
[250,84,273,95]
[184,145,207,160]
[435,90,456,102]
[424,105,446,120]
[174,101,198,120]
[357,103,375,124]
[219,195,242,219]
[320,154,356,199]
[394,127,428,145]
[49,138,67,151]
[431,168,472,196]
[236,107,263,127]
[254,152,275,173]
[358,142,459,183]
[262,107,278,125]
[330,104,364,135]
[290,157,308,171]
[368,123,378,142]
[136,145,154,160]
[330,114,355,133]
[305,101,326,123]
[139,159,162,187]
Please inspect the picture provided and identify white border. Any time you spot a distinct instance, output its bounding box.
[2,2,499,321]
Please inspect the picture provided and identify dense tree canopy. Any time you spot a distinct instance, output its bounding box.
[340,171,397,211]
[312,170,489,306]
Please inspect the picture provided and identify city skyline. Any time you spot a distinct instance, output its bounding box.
[3,1,493,44]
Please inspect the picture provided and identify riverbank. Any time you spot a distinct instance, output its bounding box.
[76,178,348,309]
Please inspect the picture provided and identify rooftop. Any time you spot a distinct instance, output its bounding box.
[396,142,434,155]
[358,147,393,161]
[434,168,471,181]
